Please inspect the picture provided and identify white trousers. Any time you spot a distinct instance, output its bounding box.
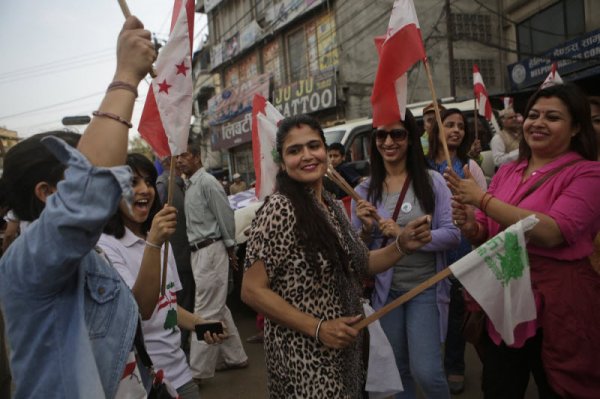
[189,241,247,378]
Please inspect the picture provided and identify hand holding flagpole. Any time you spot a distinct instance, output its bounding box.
[117,0,157,78]
[423,59,452,167]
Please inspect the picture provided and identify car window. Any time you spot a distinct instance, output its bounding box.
[324,130,345,145]
[347,130,371,162]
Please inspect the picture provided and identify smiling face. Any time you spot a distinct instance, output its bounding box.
[442,113,466,150]
[374,121,409,166]
[280,124,328,188]
[523,96,579,160]
[119,171,156,234]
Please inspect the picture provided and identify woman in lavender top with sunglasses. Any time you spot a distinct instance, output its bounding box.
[351,109,460,399]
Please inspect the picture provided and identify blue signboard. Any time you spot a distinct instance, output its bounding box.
[507,29,600,90]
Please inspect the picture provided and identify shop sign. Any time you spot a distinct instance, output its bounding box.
[240,21,262,51]
[273,72,336,117]
[210,112,252,150]
[265,0,324,32]
[207,73,270,125]
[507,29,600,90]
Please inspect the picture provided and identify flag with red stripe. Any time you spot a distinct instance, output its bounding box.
[370,0,426,126]
[473,64,493,121]
[540,62,563,89]
[251,95,284,200]
[138,0,194,158]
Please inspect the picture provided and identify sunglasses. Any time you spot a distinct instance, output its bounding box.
[373,128,408,141]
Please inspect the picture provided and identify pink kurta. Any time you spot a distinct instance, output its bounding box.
[475,151,600,399]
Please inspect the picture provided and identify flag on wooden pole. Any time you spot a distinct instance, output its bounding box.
[449,215,538,345]
[540,63,563,89]
[371,0,426,126]
[473,64,492,121]
[251,94,284,200]
[138,0,194,158]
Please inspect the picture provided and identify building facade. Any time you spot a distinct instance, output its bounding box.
[191,0,526,178]
[500,0,600,109]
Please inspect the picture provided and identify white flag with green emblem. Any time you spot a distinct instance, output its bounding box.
[449,215,538,345]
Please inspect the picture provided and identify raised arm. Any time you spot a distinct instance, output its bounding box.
[77,16,156,167]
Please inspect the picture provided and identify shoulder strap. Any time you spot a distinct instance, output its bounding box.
[380,176,411,248]
[517,159,582,204]
[133,319,154,369]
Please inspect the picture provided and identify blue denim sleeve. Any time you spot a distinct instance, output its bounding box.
[0,137,133,294]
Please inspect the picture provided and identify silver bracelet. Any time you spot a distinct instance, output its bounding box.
[394,235,413,256]
[315,317,325,343]
[145,240,161,249]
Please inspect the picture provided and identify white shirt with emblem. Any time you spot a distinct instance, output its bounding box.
[98,227,191,389]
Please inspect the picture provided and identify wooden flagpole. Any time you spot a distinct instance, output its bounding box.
[117,0,157,78]
[160,158,176,296]
[473,98,479,141]
[423,59,452,167]
[354,267,453,330]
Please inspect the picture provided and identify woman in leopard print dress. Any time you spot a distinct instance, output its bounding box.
[242,114,432,398]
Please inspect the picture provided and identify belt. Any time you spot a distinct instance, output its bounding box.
[189,238,221,252]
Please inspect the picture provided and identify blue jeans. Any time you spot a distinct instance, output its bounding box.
[380,287,450,399]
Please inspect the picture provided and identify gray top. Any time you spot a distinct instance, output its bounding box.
[383,186,436,292]
[184,168,236,248]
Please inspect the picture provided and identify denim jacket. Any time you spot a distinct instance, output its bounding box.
[0,137,139,399]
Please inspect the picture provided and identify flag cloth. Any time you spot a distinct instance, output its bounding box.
[473,64,493,121]
[449,215,538,346]
[363,303,403,398]
[370,0,426,126]
[138,0,194,158]
[540,63,563,89]
[251,94,284,200]
[501,96,514,111]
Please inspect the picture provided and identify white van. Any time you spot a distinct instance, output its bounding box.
[323,98,498,177]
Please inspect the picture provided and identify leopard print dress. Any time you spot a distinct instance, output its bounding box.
[246,192,370,398]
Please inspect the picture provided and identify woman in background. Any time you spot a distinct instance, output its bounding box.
[426,108,487,394]
[351,109,460,399]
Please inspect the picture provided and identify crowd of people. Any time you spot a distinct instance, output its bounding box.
[1,13,600,399]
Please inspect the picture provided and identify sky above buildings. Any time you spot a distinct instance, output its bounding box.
[0,0,207,139]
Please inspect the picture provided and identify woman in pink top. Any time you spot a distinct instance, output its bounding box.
[446,83,600,399]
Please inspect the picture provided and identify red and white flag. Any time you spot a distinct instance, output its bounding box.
[251,95,284,200]
[370,0,426,126]
[138,0,194,158]
[473,64,493,121]
[501,96,514,111]
[540,63,563,89]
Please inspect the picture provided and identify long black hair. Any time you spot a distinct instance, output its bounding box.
[1,131,80,222]
[275,114,350,276]
[519,83,597,161]
[428,108,473,165]
[103,153,161,239]
[367,109,435,214]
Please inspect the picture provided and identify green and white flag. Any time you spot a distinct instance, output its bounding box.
[449,215,538,345]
